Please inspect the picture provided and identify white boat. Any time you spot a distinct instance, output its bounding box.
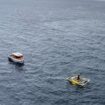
[67,75,90,87]
[8,52,24,65]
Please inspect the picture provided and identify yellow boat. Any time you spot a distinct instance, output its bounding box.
[70,79,80,85]
[67,76,90,87]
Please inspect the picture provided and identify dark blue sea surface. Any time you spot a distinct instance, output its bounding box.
[0,0,105,104]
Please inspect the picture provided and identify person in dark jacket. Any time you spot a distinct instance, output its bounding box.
[77,75,80,81]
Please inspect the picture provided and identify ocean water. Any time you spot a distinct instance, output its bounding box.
[0,0,105,105]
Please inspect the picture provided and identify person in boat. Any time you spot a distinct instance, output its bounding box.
[77,75,81,81]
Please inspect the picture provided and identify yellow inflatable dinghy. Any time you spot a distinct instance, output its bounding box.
[67,76,90,86]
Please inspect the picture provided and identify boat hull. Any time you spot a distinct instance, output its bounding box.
[8,57,24,65]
